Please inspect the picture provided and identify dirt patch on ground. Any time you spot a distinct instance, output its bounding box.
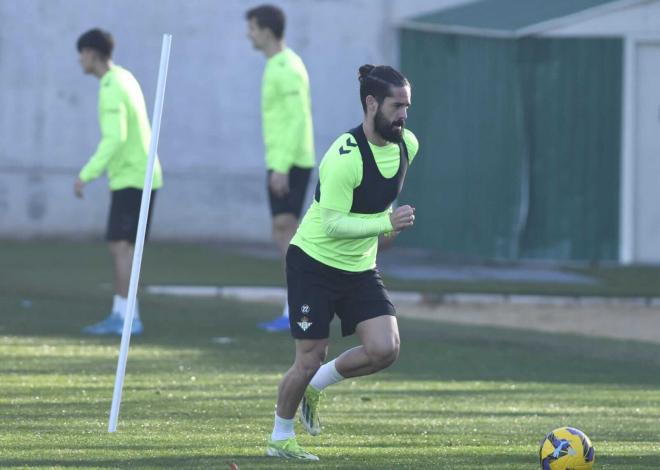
[398,302,660,344]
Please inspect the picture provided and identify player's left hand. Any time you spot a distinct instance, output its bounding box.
[269,171,290,197]
[74,178,85,198]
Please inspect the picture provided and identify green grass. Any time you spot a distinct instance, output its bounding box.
[2,240,660,468]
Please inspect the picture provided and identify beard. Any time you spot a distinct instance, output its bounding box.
[374,109,405,143]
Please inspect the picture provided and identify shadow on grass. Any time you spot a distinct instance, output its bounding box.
[3,290,660,388]
[3,454,659,470]
[0,453,537,470]
[600,455,660,467]
[4,239,660,388]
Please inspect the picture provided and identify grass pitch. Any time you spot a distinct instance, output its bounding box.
[2,240,660,469]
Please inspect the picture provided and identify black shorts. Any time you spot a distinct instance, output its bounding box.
[286,244,396,339]
[267,166,312,218]
[106,188,157,243]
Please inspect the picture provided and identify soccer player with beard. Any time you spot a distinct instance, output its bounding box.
[266,64,419,460]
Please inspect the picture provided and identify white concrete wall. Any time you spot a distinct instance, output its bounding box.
[0,0,469,242]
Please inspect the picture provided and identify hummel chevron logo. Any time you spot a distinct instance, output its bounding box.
[338,137,357,156]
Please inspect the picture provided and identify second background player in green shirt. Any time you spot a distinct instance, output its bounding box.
[246,5,315,332]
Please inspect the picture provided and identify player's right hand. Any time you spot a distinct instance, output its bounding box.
[74,178,85,199]
[390,205,415,232]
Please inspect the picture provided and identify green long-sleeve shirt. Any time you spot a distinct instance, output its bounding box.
[261,49,315,173]
[79,65,163,190]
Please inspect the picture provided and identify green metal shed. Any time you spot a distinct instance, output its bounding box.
[398,0,648,262]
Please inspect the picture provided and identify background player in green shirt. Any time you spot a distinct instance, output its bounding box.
[73,29,163,336]
[246,5,316,332]
[266,65,418,460]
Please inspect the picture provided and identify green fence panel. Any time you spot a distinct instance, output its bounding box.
[399,30,526,259]
[517,37,622,260]
[399,30,622,261]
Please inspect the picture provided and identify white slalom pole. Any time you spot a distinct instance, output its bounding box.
[108,34,172,433]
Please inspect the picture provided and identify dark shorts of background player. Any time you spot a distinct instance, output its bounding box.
[267,166,312,219]
[286,244,396,340]
[106,188,157,243]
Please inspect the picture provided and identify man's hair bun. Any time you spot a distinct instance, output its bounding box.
[358,64,375,81]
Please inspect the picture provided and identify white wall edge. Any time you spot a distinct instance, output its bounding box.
[619,35,660,263]
[620,36,636,264]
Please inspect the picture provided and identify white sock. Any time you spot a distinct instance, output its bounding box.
[113,295,127,318]
[271,414,295,441]
[282,299,289,319]
[113,295,140,320]
[310,359,344,391]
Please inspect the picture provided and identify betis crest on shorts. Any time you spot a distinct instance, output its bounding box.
[297,304,313,331]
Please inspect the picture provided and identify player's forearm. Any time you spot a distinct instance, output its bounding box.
[321,207,393,239]
[81,103,128,182]
[265,123,302,172]
[266,94,310,172]
[266,146,295,173]
[79,138,122,182]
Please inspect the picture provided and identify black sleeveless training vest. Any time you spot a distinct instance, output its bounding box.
[315,124,409,214]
